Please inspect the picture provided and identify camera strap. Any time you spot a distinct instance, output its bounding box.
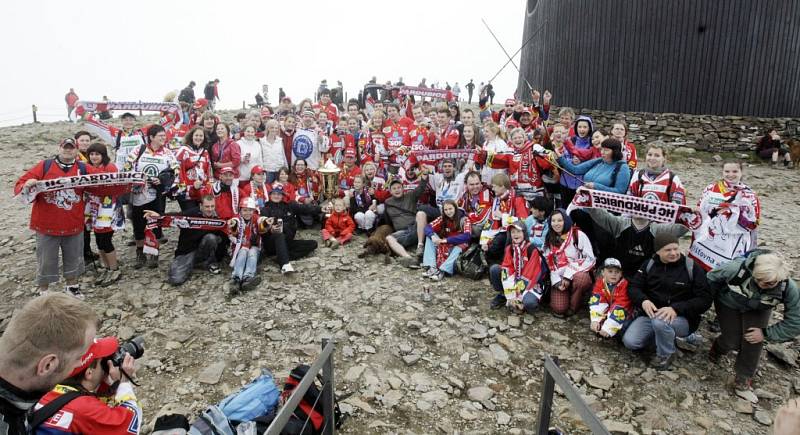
[27,390,89,429]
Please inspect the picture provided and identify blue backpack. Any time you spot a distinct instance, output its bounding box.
[218,369,280,422]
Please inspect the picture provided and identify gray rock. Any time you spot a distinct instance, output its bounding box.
[402,354,421,366]
[198,362,226,385]
[421,390,449,408]
[734,398,753,414]
[344,365,365,382]
[467,386,494,402]
[416,399,432,411]
[586,375,613,391]
[507,316,521,328]
[496,411,511,425]
[489,343,509,363]
[604,420,636,434]
[753,410,773,426]
[766,343,798,367]
[266,330,285,341]
[380,390,403,409]
[347,322,369,337]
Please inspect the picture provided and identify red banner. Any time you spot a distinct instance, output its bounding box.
[399,86,453,101]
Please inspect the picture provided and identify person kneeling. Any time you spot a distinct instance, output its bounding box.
[322,198,355,248]
[622,233,712,371]
[33,337,141,434]
[421,200,471,281]
[229,198,270,294]
[589,258,633,338]
[489,219,547,313]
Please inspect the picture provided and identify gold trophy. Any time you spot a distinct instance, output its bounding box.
[317,159,341,213]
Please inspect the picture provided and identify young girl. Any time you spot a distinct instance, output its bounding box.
[589,258,633,338]
[240,166,270,208]
[322,198,355,248]
[422,200,471,281]
[628,142,686,204]
[689,161,761,271]
[543,209,596,317]
[175,126,211,211]
[525,196,553,250]
[610,120,638,170]
[479,122,511,185]
[488,219,547,313]
[349,175,378,233]
[275,167,297,203]
[228,197,269,294]
[85,143,123,286]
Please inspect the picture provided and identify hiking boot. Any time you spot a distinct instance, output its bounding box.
[490,294,507,310]
[734,376,758,403]
[676,332,704,353]
[398,256,419,269]
[94,268,108,286]
[102,269,121,286]
[229,277,241,297]
[134,251,146,269]
[241,275,262,292]
[146,254,159,269]
[650,353,674,371]
[64,284,85,300]
[207,263,221,274]
[281,263,295,274]
[708,340,724,364]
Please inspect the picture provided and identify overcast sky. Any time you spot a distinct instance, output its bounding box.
[0,0,526,126]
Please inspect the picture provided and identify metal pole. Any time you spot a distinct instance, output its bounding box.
[138,100,143,116]
[321,338,335,435]
[535,356,557,434]
[481,18,533,91]
[487,19,548,85]
[32,105,38,123]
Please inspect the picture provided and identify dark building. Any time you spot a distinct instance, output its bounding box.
[517,0,800,117]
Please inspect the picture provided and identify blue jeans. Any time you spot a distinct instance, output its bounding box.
[422,237,462,275]
[622,315,690,358]
[232,247,260,279]
[488,264,539,313]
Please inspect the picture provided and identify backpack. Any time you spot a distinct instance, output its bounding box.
[644,256,694,285]
[42,159,87,177]
[218,370,280,423]
[188,406,235,435]
[456,243,489,280]
[280,365,344,435]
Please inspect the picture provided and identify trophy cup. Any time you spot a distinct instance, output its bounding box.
[317,159,341,213]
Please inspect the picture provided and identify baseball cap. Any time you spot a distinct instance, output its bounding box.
[69,337,119,378]
[193,98,209,109]
[507,218,526,232]
[603,258,623,270]
[250,165,265,175]
[59,138,76,148]
[218,167,235,175]
[239,197,257,210]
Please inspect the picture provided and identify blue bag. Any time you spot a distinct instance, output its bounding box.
[218,369,280,422]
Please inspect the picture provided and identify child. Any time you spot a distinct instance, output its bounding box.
[422,200,471,281]
[228,198,269,295]
[589,258,633,338]
[239,166,270,208]
[322,198,355,248]
[488,219,547,313]
[525,196,553,249]
[349,175,378,233]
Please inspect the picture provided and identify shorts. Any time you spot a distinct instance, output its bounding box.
[36,232,84,286]
[390,222,419,248]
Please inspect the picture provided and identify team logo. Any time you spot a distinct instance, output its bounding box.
[293,134,314,160]
[45,189,81,210]
[141,164,159,178]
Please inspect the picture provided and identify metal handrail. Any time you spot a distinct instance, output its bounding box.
[535,356,610,435]
[264,339,336,435]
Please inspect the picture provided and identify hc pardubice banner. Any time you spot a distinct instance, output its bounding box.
[568,187,702,229]
[17,172,146,204]
[143,215,229,255]
[399,86,453,101]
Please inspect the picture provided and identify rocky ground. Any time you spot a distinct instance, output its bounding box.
[1,118,799,435]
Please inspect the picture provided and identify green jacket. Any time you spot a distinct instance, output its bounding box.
[707,252,800,343]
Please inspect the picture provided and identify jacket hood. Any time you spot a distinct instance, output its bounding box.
[573,115,594,139]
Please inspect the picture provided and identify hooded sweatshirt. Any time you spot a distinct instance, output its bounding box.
[561,116,595,189]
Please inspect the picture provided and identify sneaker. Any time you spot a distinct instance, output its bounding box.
[134,251,146,269]
[430,270,445,281]
[102,269,121,286]
[94,269,108,286]
[490,294,507,310]
[650,354,674,371]
[146,255,159,269]
[241,275,262,292]
[415,244,425,259]
[281,263,295,274]
[207,263,221,274]
[422,267,438,278]
[398,256,419,269]
[229,277,241,297]
[734,376,758,404]
[64,285,85,300]
[676,332,704,352]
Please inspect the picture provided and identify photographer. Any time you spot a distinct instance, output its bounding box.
[33,337,142,435]
[0,293,98,435]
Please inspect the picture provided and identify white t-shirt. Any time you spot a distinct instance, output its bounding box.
[237,138,262,180]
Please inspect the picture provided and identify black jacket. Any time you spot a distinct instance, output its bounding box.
[171,207,228,257]
[0,376,40,435]
[259,201,321,241]
[628,254,713,332]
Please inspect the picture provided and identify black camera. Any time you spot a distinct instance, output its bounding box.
[107,336,145,367]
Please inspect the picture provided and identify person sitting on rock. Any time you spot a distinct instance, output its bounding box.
[195,166,238,220]
[349,175,378,233]
[259,182,324,274]
[589,258,633,338]
[421,199,471,281]
[622,233,712,371]
[457,170,493,240]
[384,170,430,268]
[754,128,792,168]
[481,173,529,263]
[525,196,553,250]
[146,195,228,285]
[542,209,595,317]
[228,197,270,294]
[322,198,356,248]
[488,218,547,313]
[707,250,800,403]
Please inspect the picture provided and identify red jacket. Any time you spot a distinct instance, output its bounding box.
[280,129,295,170]
[15,159,125,236]
[198,182,238,220]
[210,138,242,178]
[36,383,140,435]
[488,190,529,230]
[324,211,355,237]
[435,125,461,150]
[459,187,494,228]
[475,143,554,192]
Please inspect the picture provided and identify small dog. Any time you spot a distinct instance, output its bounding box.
[788,139,800,169]
[358,224,394,258]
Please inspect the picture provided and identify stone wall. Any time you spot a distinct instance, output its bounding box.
[572,108,800,153]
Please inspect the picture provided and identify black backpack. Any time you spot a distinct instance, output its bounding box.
[42,159,87,176]
[456,243,488,280]
[279,365,345,435]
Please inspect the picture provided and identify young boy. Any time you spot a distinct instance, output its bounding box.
[525,196,553,249]
[589,258,633,338]
[322,198,356,248]
[228,198,270,294]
